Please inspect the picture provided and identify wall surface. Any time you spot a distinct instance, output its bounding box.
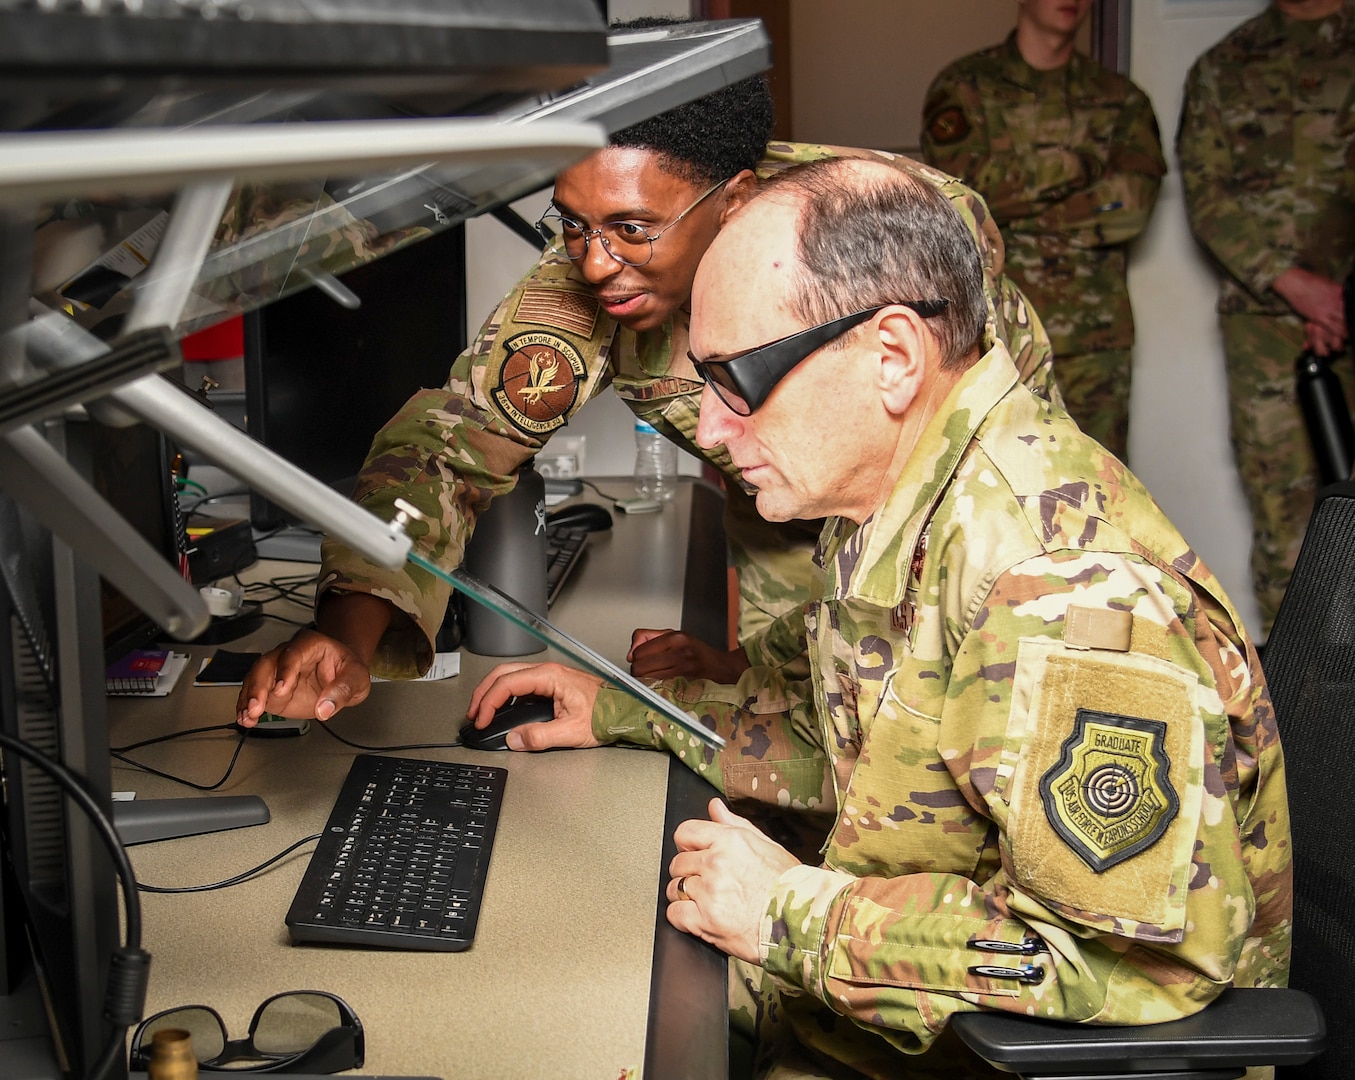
[788,0,1021,152]
[1127,0,1266,636]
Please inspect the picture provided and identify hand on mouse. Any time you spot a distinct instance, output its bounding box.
[236,628,372,726]
[466,661,604,751]
[628,629,752,683]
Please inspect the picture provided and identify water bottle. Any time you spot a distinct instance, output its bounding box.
[1296,349,1355,486]
[633,419,677,501]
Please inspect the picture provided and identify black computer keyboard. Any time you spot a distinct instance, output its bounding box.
[545,522,589,607]
[285,755,506,952]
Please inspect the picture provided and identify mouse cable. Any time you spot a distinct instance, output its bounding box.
[138,832,323,894]
[579,478,630,507]
[110,721,236,754]
[111,729,248,792]
[316,717,462,753]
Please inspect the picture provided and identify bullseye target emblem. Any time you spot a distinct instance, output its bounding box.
[1039,709,1178,872]
[1083,763,1139,817]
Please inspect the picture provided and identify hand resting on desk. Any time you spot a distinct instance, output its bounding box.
[236,627,373,726]
[628,628,751,683]
[468,662,803,965]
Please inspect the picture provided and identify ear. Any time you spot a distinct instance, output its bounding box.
[718,169,760,224]
[874,306,929,417]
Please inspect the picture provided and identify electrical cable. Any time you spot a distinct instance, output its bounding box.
[111,729,248,792]
[316,719,461,754]
[580,478,630,507]
[138,833,323,894]
[0,731,149,1080]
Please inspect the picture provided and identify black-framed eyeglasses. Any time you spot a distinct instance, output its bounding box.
[689,299,951,416]
[534,177,728,268]
[129,990,364,1074]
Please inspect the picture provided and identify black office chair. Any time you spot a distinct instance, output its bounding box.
[950,483,1355,1079]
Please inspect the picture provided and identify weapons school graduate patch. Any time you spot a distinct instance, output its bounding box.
[1038,709,1178,872]
[492,331,587,435]
[1006,641,1201,935]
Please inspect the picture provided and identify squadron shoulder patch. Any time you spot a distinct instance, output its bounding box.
[1038,708,1178,872]
[927,107,970,145]
[492,331,587,435]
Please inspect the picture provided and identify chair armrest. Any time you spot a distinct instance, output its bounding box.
[949,987,1324,1075]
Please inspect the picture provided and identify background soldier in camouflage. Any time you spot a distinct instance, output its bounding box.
[1177,0,1354,635]
[921,0,1165,462]
[465,157,1290,1080]
[238,72,1060,723]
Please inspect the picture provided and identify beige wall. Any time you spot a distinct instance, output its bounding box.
[789,0,1019,151]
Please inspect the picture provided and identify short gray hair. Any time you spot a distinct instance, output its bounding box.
[754,158,987,369]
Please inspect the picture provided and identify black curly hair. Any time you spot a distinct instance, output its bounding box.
[608,17,774,186]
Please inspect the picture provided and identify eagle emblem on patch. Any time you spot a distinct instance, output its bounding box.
[1038,709,1177,872]
[927,106,970,145]
[492,331,587,435]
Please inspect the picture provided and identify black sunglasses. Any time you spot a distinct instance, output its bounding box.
[129,990,364,1074]
[689,299,950,415]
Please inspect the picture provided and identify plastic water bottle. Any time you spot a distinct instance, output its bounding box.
[633,420,678,501]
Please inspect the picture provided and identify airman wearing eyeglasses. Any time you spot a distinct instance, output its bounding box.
[238,59,1059,730]
[464,155,1289,1080]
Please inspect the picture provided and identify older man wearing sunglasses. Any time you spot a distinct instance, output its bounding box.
[238,60,1058,729]
[465,156,1289,1080]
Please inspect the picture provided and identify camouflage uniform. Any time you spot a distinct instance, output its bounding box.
[319,143,1059,678]
[593,343,1291,1079]
[922,33,1166,462]
[1177,1,1355,633]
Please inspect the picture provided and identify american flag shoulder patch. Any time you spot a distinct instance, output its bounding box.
[515,287,600,337]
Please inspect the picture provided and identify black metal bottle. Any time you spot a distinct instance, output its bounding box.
[461,462,548,656]
[1296,349,1355,487]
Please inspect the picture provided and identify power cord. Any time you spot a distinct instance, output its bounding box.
[316,718,462,753]
[0,731,149,1080]
[110,723,247,791]
[137,832,323,894]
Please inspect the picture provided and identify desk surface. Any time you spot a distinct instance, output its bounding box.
[108,481,725,1079]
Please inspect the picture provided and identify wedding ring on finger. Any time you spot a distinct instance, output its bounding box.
[675,876,692,901]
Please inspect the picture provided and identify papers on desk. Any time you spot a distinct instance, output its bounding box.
[371,652,461,683]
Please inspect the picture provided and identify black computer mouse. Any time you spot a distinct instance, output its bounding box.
[458,693,556,751]
[546,502,613,532]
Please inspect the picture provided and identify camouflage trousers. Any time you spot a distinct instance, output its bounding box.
[1221,312,1355,636]
[1052,347,1133,462]
[729,959,1003,1079]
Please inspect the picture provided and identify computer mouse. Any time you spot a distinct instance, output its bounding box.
[546,502,613,532]
[458,693,557,751]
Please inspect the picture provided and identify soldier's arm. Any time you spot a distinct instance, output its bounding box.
[754,553,1273,1054]
[319,254,618,679]
[590,668,832,813]
[1177,58,1295,298]
[1030,84,1167,247]
[921,72,1088,226]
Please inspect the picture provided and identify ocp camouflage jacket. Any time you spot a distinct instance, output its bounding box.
[1178,1,1355,316]
[594,344,1290,1076]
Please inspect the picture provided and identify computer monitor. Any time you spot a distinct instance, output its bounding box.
[243,223,469,539]
[0,471,126,1080]
[90,420,187,665]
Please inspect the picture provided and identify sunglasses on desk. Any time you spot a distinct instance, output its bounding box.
[129,990,363,1074]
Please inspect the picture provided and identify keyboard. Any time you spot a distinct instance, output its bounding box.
[286,755,506,952]
[545,522,589,608]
